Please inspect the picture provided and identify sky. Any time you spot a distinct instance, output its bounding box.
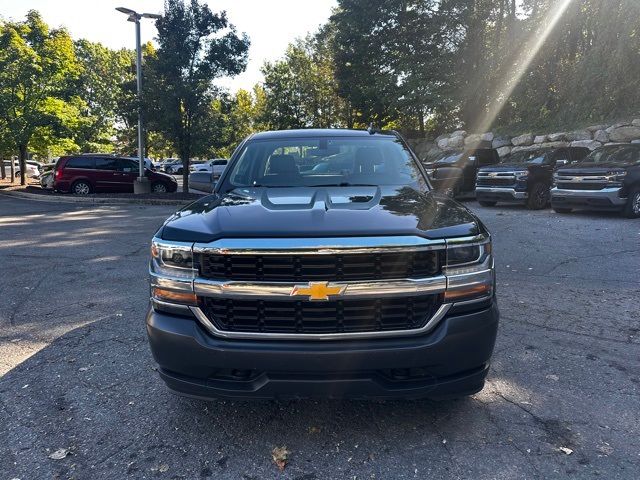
[1,0,337,92]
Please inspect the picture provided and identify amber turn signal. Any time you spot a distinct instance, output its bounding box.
[444,283,491,301]
[152,287,197,305]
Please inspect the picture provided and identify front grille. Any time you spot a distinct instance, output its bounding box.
[556,182,607,191]
[199,295,443,334]
[477,178,515,187]
[199,251,441,281]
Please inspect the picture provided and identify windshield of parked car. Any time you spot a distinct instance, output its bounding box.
[580,145,640,165]
[434,152,463,164]
[504,150,550,165]
[226,135,428,190]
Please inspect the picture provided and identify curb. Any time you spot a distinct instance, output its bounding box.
[0,188,197,206]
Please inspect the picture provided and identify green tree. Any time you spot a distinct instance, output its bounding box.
[73,40,134,152]
[145,0,249,191]
[261,32,347,130]
[0,11,80,184]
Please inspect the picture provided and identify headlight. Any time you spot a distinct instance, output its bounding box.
[150,238,197,305]
[514,171,528,180]
[444,237,494,303]
[150,237,194,278]
[606,171,626,182]
[426,168,435,177]
[446,245,481,266]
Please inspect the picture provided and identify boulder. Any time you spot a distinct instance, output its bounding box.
[492,135,511,149]
[464,133,483,147]
[632,119,640,127]
[586,124,608,132]
[481,132,494,142]
[513,142,568,153]
[437,138,449,150]
[451,130,467,137]
[606,122,631,133]
[608,125,640,142]
[435,133,449,142]
[533,135,547,144]
[413,140,433,158]
[548,132,567,142]
[570,140,602,150]
[593,130,609,143]
[447,135,465,148]
[511,133,534,146]
[538,141,569,149]
[496,146,512,157]
[566,130,592,141]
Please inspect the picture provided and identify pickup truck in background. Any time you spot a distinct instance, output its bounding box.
[146,128,499,400]
[551,143,640,218]
[476,146,590,209]
[424,148,500,198]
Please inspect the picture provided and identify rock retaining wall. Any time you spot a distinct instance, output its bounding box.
[407,118,640,159]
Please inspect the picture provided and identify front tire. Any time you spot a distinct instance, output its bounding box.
[151,182,168,193]
[622,188,640,218]
[71,180,91,195]
[526,182,549,210]
[478,200,497,207]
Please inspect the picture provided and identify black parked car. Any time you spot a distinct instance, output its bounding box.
[551,144,640,218]
[476,146,590,209]
[425,148,500,197]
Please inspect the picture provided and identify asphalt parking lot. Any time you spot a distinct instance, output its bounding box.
[1,195,638,479]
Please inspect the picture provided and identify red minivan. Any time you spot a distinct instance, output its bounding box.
[54,155,178,195]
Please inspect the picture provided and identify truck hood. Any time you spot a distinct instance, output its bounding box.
[159,186,482,242]
[557,162,630,175]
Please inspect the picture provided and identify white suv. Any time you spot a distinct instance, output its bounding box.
[192,158,228,179]
[2,160,40,178]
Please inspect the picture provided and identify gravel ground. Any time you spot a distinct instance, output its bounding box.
[0,196,638,479]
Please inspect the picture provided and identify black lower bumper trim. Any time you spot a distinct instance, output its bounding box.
[146,302,499,400]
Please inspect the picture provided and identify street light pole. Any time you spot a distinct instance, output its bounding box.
[116,7,162,194]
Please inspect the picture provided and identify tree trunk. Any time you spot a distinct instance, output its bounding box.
[181,154,189,193]
[19,144,27,186]
[0,158,5,180]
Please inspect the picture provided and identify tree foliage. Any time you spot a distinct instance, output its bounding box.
[0,10,79,183]
[144,0,249,190]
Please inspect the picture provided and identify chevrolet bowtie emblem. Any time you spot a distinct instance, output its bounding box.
[290,281,346,301]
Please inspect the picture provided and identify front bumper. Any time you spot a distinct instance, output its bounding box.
[146,300,499,400]
[551,187,626,210]
[475,186,528,203]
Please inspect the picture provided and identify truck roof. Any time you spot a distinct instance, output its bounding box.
[249,128,398,140]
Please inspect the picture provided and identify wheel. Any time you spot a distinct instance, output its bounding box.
[553,207,572,214]
[622,188,640,218]
[526,182,549,210]
[478,200,497,207]
[71,180,91,195]
[151,182,168,193]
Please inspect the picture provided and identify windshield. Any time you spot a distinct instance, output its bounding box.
[435,152,463,164]
[504,150,550,165]
[226,135,428,189]
[581,146,640,165]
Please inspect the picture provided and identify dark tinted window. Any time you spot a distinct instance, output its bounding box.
[582,146,640,165]
[66,157,95,169]
[95,158,118,170]
[550,148,569,162]
[476,151,499,166]
[116,159,138,172]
